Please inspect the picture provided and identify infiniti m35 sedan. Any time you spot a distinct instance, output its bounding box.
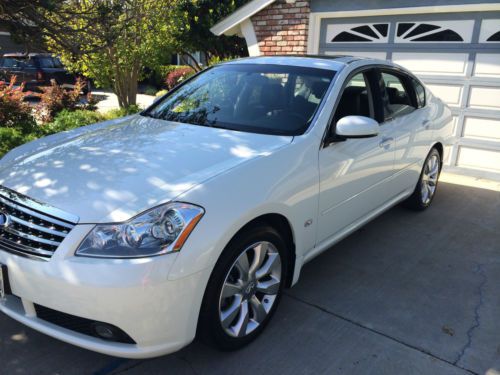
[0,56,454,358]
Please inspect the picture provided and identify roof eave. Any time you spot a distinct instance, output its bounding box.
[210,0,277,36]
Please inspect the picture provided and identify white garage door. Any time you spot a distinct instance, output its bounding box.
[318,13,500,179]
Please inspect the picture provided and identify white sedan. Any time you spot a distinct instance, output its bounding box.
[0,56,454,358]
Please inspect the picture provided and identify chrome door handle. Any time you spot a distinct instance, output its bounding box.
[422,119,430,128]
[379,137,394,149]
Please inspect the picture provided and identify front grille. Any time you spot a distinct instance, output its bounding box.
[0,187,77,259]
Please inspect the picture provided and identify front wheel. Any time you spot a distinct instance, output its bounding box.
[198,225,288,350]
[403,147,442,210]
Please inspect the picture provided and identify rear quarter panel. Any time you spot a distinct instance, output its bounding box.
[427,89,456,164]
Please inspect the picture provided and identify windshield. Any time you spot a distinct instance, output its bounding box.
[144,64,336,136]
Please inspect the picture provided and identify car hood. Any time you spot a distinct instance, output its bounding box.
[0,115,292,223]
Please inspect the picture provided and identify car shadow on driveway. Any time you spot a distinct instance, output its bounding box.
[1,182,499,375]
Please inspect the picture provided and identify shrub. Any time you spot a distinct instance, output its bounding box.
[34,78,95,124]
[0,101,141,159]
[143,86,158,96]
[165,66,195,91]
[102,104,142,120]
[208,56,235,66]
[155,89,168,97]
[0,128,37,158]
[0,76,38,134]
[39,109,106,136]
[151,65,182,87]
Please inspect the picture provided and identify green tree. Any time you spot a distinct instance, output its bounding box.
[172,0,249,71]
[1,0,179,107]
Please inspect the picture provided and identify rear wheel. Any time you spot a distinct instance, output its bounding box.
[403,148,441,210]
[198,225,288,350]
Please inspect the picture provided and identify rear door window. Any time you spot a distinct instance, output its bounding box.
[380,71,416,121]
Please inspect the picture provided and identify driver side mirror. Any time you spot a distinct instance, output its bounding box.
[335,116,379,139]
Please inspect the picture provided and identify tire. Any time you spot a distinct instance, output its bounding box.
[198,225,288,351]
[403,147,442,211]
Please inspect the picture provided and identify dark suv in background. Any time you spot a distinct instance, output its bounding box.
[0,53,90,93]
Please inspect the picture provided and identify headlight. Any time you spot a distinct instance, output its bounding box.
[76,202,204,258]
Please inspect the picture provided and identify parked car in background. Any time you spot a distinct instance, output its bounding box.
[0,56,454,358]
[0,53,90,93]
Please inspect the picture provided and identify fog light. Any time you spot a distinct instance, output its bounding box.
[91,323,117,340]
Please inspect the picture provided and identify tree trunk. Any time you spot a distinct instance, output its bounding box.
[180,51,203,72]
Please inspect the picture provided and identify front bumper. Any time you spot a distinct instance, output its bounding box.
[0,224,211,358]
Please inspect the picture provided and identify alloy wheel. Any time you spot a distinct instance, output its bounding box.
[218,241,282,338]
[421,153,440,205]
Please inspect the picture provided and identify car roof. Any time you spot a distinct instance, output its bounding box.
[223,55,366,71]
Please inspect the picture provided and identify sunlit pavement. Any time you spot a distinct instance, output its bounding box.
[92,91,155,113]
[1,175,499,375]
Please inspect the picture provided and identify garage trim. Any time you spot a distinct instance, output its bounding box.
[308,3,500,54]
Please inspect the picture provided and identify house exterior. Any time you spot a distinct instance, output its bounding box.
[0,28,25,54]
[211,0,500,180]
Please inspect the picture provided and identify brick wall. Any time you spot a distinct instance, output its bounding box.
[251,0,310,55]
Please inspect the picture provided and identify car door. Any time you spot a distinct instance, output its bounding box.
[378,69,433,193]
[316,67,396,247]
[22,56,39,86]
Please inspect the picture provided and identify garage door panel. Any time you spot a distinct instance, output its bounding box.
[468,86,500,110]
[457,147,500,173]
[474,54,500,78]
[426,84,463,107]
[392,53,468,76]
[463,117,500,141]
[319,13,500,178]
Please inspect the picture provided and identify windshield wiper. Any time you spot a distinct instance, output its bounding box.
[141,112,159,119]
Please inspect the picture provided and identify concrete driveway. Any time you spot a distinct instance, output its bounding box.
[93,91,155,113]
[1,178,499,375]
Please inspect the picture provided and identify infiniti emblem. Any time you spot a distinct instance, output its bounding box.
[0,211,10,228]
[245,281,256,295]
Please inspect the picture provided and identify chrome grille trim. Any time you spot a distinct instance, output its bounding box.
[0,237,54,257]
[0,186,79,259]
[0,186,79,225]
[9,216,69,238]
[0,195,75,229]
[2,225,62,247]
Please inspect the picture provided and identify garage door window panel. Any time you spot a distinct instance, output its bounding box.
[380,71,417,122]
[479,19,500,42]
[395,20,473,43]
[326,23,389,43]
